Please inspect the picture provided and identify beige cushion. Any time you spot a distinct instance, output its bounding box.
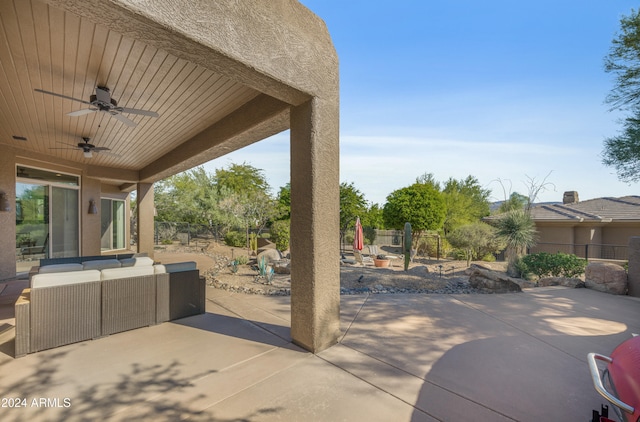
[153,264,167,274]
[164,261,197,273]
[100,266,154,280]
[38,263,84,274]
[119,256,154,267]
[32,270,102,288]
[82,259,122,271]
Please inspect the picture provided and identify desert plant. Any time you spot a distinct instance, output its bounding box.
[446,222,504,266]
[224,230,246,248]
[271,219,290,252]
[229,260,239,274]
[249,233,258,254]
[257,255,268,276]
[495,209,537,276]
[518,252,587,279]
[235,255,249,265]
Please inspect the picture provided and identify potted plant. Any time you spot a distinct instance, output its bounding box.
[373,254,390,268]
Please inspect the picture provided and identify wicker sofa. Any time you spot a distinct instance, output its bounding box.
[15,256,205,358]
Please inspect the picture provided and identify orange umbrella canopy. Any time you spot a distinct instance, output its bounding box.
[353,217,364,251]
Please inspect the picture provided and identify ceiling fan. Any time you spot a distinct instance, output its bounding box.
[35,86,159,127]
[51,137,113,158]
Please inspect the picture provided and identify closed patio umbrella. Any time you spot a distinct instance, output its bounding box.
[353,217,363,252]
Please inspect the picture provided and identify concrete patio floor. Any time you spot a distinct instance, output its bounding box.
[0,281,638,421]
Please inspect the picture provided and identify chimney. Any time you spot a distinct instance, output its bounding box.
[563,191,579,204]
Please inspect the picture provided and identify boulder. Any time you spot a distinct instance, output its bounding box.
[584,262,627,295]
[273,259,291,274]
[467,265,524,293]
[256,248,282,264]
[538,277,584,288]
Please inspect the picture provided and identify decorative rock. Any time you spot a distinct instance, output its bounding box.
[538,277,584,288]
[467,265,522,293]
[584,262,627,295]
[256,248,282,264]
[273,259,291,274]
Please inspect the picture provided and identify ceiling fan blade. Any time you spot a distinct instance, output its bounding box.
[95,87,111,104]
[109,112,137,127]
[34,88,92,105]
[119,107,160,117]
[50,142,82,149]
[67,108,96,117]
[92,147,111,152]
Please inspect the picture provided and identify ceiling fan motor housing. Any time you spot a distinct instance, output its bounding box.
[89,94,118,109]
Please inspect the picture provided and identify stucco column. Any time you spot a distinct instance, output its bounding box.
[290,97,340,353]
[136,182,155,258]
[628,236,640,297]
[0,150,16,281]
[81,177,102,256]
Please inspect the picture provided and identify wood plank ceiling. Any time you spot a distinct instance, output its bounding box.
[0,0,259,174]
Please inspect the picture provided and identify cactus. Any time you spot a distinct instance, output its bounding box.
[258,255,268,276]
[230,259,239,274]
[265,267,275,284]
[249,233,258,254]
[403,222,412,271]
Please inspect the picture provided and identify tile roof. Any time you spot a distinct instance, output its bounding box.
[529,196,640,222]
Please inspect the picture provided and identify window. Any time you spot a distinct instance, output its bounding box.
[101,198,126,251]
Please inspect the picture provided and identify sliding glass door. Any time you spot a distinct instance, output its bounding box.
[16,166,80,271]
[51,186,79,258]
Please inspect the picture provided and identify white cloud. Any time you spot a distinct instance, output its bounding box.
[198,130,636,207]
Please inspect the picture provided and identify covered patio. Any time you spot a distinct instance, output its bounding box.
[0,0,339,352]
[0,281,638,420]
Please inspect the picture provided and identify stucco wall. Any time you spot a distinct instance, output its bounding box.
[602,224,640,245]
[0,149,16,280]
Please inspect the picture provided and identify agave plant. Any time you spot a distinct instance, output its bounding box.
[495,209,538,276]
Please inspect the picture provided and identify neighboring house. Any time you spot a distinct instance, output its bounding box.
[530,191,640,260]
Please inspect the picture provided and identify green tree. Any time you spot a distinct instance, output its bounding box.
[446,222,504,266]
[361,203,384,244]
[603,9,640,181]
[602,110,640,182]
[215,162,280,235]
[276,183,291,220]
[497,192,529,213]
[383,182,446,243]
[155,167,228,231]
[442,176,491,234]
[339,182,367,247]
[495,209,538,276]
[215,162,269,195]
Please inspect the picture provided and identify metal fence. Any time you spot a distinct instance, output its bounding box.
[154,221,220,246]
[530,243,628,261]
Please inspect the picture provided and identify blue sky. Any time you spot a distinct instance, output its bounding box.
[205,1,640,205]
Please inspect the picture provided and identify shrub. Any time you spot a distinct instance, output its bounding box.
[416,236,449,258]
[271,219,290,252]
[363,226,377,245]
[481,253,496,262]
[518,252,587,279]
[235,255,249,265]
[224,230,246,248]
